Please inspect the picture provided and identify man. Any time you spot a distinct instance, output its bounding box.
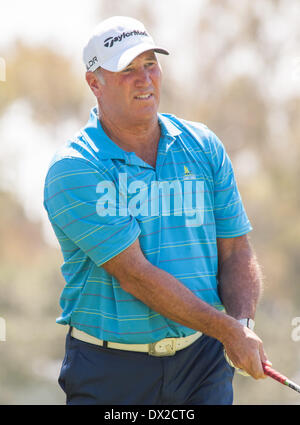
[44,16,270,405]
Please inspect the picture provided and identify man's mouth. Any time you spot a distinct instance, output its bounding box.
[134,93,153,100]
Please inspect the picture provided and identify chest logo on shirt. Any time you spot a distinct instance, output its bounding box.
[183,166,196,180]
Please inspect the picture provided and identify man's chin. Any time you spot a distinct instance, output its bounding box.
[130,105,159,122]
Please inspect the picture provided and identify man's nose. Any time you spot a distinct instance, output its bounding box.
[135,67,151,86]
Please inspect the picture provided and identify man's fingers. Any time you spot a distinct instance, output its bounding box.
[245,343,273,379]
[259,348,272,378]
[250,350,267,379]
[224,342,270,379]
[224,349,250,376]
[260,346,272,366]
[222,326,270,380]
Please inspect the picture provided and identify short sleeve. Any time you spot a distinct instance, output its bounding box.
[43,158,141,265]
[209,133,252,238]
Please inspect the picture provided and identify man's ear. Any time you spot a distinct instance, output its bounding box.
[85,71,103,98]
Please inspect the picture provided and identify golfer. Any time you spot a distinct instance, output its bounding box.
[44,16,270,405]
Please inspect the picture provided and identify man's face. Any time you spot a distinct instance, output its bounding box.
[97,50,162,125]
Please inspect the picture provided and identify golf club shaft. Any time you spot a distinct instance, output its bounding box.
[262,362,300,394]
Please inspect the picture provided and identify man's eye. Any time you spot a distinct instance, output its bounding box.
[122,67,133,73]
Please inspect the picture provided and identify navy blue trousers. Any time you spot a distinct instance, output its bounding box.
[58,328,234,405]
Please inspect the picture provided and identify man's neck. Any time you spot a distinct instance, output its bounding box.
[98,109,161,167]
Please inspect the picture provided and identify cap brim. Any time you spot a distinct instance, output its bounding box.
[101,43,169,72]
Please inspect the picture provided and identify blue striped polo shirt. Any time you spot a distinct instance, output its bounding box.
[43,106,252,343]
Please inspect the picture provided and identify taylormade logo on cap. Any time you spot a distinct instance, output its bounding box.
[104,30,149,48]
[83,16,169,73]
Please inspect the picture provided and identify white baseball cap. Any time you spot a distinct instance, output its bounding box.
[83,16,169,73]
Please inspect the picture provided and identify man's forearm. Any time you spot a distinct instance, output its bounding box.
[103,240,238,344]
[218,244,263,320]
[121,260,238,343]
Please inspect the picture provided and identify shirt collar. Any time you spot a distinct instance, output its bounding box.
[81,106,127,160]
[158,113,182,140]
[81,107,182,161]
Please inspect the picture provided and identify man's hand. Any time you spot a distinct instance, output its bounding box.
[222,322,269,379]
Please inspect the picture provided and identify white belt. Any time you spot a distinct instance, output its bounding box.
[71,327,202,357]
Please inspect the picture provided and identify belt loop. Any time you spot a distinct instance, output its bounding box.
[102,340,108,348]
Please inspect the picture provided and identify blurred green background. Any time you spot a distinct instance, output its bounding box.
[0,0,300,405]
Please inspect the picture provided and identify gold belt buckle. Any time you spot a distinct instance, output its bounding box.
[148,338,176,356]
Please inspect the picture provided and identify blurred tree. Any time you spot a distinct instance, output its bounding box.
[0,190,66,403]
[0,41,89,124]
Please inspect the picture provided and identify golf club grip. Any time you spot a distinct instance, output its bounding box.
[262,363,287,384]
